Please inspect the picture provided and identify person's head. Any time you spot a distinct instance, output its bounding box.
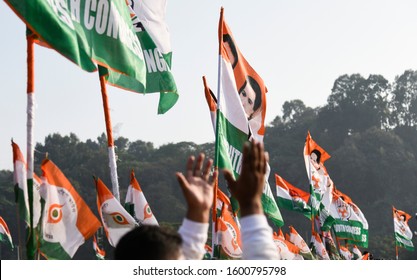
[310,149,321,164]
[114,225,183,260]
[238,76,262,120]
[223,33,238,68]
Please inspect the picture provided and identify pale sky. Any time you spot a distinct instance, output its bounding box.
[1,0,417,171]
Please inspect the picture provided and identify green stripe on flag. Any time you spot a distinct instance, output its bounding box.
[6,0,146,84]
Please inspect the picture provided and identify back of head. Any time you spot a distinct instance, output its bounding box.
[114,225,182,260]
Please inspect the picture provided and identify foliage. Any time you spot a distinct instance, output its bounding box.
[1,70,417,260]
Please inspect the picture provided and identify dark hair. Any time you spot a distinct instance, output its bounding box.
[311,149,321,164]
[223,33,238,68]
[238,76,262,119]
[114,225,182,260]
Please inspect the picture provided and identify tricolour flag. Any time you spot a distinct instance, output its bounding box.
[101,0,179,114]
[273,230,302,260]
[39,159,101,259]
[12,142,42,236]
[214,189,242,259]
[203,244,213,260]
[339,245,353,260]
[326,189,368,247]
[275,174,311,219]
[322,230,341,260]
[288,226,315,260]
[352,245,363,260]
[212,10,283,227]
[303,131,333,224]
[219,10,267,142]
[393,206,414,251]
[124,170,158,226]
[6,0,146,85]
[12,141,30,227]
[310,231,330,260]
[0,216,14,249]
[93,235,106,260]
[96,177,137,247]
[202,76,217,134]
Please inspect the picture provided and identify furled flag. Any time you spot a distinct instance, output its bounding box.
[275,174,311,219]
[214,189,242,259]
[96,177,138,247]
[12,141,30,228]
[361,251,371,260]
[322,230,341,260]
[0,216,14,249]
[310,231,330,260]
[125,170,158,226]
[39,159,101,259]
[203,244,213,260]
[326,189,368,247]
[288,226,315,260]
[93,235,106,260]
[5,0,146,84]
[273,230,302,260]
[393,206,414,251]
[303,131,333,223]
[339,245,353,260]
[12,142,42,238]
[352,245,363,260]
[202,76,217,134]
[101,0,179,114]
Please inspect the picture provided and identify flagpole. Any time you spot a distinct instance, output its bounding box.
[392,206,399,260]
[211,7,224,259]
[99,71,120,201]
[14,204,22,260]
[26,34,36,260]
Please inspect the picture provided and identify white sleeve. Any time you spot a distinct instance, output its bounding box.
[178,218,209,260]
[240,214,280,260]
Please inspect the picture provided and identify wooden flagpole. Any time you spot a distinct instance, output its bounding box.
[26,34,36,260]
[99,72,121,201]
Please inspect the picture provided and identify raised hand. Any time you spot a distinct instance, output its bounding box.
[223,141,268,217]
[176,153,217,223]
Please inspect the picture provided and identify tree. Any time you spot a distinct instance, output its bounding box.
[317,74,390,149]
[390,70,417,127]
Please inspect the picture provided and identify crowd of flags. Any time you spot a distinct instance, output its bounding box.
[1,1,415,260]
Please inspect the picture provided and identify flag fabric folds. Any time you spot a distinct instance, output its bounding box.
[214,189,242,259]
[101,0,179,114]
[6,0,147,85]
[93,235,106,260]
[352,245,363,260]
[219,11,268,142]
[339,245,353,260]
[0,216,14,249]
[393,206,414,251]
[303,131,333,225]
[124,170,158,226]
[12,142,42,232]
[310,231,330,260]
[288,226,315,260]
[39,159,101,259]
[275,174,311,219]
[212,10,283,227]
[273,230,302,260]
[327,189,368,247]
[96,177,137,247]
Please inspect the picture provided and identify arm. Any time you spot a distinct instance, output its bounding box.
[176,153,216,259]
[224,141,280,260]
